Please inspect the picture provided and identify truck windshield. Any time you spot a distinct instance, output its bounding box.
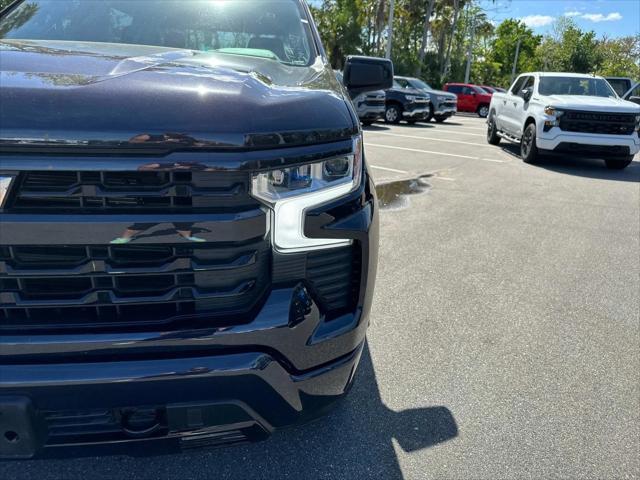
[0,0,315,66]
[411,79,432,90]
[538,76,617,98]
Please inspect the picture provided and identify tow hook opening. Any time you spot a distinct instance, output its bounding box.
[116,407,166,438]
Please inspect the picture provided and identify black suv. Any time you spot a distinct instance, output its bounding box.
[384,80,431,124]
[0,0,391,459]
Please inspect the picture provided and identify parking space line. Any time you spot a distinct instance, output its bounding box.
[369,165,408,174]
[366,143,509,163]
[427,128,485,137]
[365,143,478,159]
[372,132,492,148]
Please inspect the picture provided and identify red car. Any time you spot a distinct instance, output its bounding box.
[443,83,492,117]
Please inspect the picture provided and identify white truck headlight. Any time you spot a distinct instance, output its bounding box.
[251,135,362,252]
[405,95,417,101]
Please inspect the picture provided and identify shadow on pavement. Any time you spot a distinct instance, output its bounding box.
[500,143,640,182]
[362,124,390,131]
[402,122,435,129]
[3,344,458,480]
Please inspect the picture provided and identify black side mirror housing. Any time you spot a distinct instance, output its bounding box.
[627,95,640,105]
[521,87,533,102]
[343,56,393,98]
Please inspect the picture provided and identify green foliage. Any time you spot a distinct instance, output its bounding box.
[0,0,16,10]
[536,17,602,73]
[487,19,541,86]
[596,35,640,79]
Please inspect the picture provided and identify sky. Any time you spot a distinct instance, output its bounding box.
[478,0,640,38]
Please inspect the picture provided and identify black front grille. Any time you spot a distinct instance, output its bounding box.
[306,244,361,316]
[559,110,636,135]
[365,99,385,107]
[6,171,258,212]
[0,240,270,333]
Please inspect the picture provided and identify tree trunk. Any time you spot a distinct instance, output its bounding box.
[415,0,436,76]
[374,0,387,54]
[442,0,460,80]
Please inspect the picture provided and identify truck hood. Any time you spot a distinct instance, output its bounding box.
[543,94,640,113]
[425,88,456,100]
[0,40,356,151]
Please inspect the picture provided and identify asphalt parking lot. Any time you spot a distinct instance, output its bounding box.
[4,115,639,479]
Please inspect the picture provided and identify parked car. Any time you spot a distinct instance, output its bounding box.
[480,85,506,94]
[443,83,493,117]
[622,82,640,105]
[384,80,431,124]
[335,71,386,126]
[394,76,457,123]
[0,0,392,459]
[605,77,638,97]
[487,72,640,169]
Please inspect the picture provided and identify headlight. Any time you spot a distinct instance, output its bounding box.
[405,95,417,101]
[544,106,564,117]
[251,135,362,252]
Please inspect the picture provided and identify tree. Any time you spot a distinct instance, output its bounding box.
[488,19,541,86]
[310,0,365,69]
[535,17,602,73]
[596,35,640,79]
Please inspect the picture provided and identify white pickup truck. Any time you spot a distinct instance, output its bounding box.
[487,72,640,169]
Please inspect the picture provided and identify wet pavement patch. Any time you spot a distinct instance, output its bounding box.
[375,175,432,210]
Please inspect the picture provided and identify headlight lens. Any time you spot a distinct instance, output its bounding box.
[251,135,362,252]
[406,95,417,101]
[544,106,564,117]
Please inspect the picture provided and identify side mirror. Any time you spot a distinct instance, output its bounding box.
[628,95,640,106]
[521,87,533,102]
[343,56,393,99]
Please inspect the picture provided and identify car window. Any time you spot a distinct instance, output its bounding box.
[395,78,410,88]
[462,86,474,95]
[520,76,535,94]
[606,79,629,97]
[0,0,315,66]
[509,76,526,95]
[473,86,488,94]
[538,76,617,97]
[447,85,462,94]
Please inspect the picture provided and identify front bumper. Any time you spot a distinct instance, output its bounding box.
[402,105,430,119]
[537,127,640,156]
[0,150,380,458]
[1,340,364,458]
[357,105,385,121]
[433,105,457,117]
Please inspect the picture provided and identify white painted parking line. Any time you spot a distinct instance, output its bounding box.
[369,165,408,174]
[366,143,509,163]
[436,176,456,181]
[427,128,485,137]
[372,131,492,148]
[480,157,508,163]
[365,143,478,160]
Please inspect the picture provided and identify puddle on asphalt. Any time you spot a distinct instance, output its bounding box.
[375,175,432,210]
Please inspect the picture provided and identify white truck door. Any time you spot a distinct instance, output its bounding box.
[512,76,535,138]
[499,76,527,135]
